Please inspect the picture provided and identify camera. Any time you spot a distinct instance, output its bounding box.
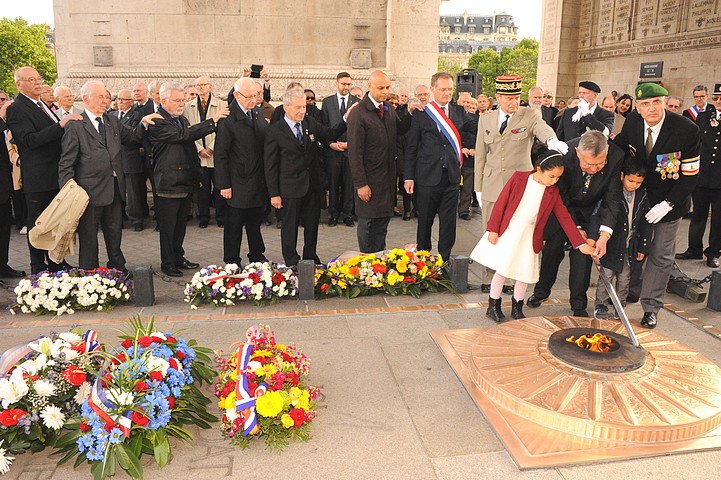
[250,64,263,78]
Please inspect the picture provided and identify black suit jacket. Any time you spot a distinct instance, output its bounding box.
[0,119,12,204]
[555,104,615,141]
[321,93,360,144]
[146,107,215,195]
[697,108,721,189]
[555,136,624,232]
[265,117,346,199]
[404,103,477,187]
[214,100,268,208]
[5,93,65,193]
[116,109,145,174]
[613,111,700,221]
[541,105,558,127]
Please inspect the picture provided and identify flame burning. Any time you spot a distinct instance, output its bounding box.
[566,333,614,353]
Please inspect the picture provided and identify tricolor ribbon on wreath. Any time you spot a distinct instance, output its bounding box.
[0,329,100,376]
[88,373,133,437]
[234,343,268,436]
[425,101,463,169]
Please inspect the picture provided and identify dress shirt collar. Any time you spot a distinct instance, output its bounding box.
[587,103,597,114]
[497,108,512,124]
[284,115,302,132]
[644,112,666,145]
[368,94,382,109]
[336,92,349,108]
[84,109,104,133]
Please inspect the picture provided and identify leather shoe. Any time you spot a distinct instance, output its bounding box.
[502,285,514,295]
[707,257,720,268]
[675,250,703,260]
[177,259,200,270]
[459,213,471,221]
[573,309,589,317]
[199,221,208,229]
[641,312,657,329]
[626,294,639,304]
[403,213,412,221]
[480,284,491,293]
[328,217,338,227]
[161,267,183,277]
[0,266,26,278]
[344,217,355,227]
[217,222,224,228]
[526,294,544,308]
[134,224,143,232]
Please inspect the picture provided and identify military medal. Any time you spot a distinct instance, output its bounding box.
[656,152,681,180]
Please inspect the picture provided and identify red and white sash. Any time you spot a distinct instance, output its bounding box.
[425,102,463,168]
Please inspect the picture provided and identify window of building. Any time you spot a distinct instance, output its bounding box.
[499,26,506,33]
[455,27,461,33]
[469,27,475,33]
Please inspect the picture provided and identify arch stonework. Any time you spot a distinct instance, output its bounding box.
[538,0,721,105]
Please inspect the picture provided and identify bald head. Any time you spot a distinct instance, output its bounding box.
[367,70,391,103]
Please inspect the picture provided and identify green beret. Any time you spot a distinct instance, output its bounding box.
[635,83,669,100]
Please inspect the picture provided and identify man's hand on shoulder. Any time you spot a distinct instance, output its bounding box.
[59,113,83,128]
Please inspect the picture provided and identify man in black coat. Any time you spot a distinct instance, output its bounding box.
[613,83,701,328]
[555,81,614,141]
[321,72,360,227]
[115,88,146,231]
[528,130,624,316]
[676,84,721,267]
[5,66,83,274]
[404,72,477,262]
[265,86,349,267]
[215,77,269,266]
[0,101,25,278]
[147,83,228,276]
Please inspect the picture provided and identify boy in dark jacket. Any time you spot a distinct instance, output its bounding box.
[592,159,653,319]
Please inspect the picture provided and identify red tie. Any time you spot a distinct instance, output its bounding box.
[378,103,384,120]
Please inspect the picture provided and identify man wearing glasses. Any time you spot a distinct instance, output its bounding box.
[683,85,709,122]
[613,83,700,328]
[527,130,624,317]
[6,66,82,274]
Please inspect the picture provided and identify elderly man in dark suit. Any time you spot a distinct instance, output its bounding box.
[114,88,147,231]
[147,83,229,276]
[527,130,624,316]
[265,85,350,267]
[404,72,477,262]
[347,70,411,253]
[0,100,25,278]
[614,83,701,328]
[5,66,83,274]
[556,81,614,141]
[215,77,269,267]
[58,81,149,271]
[321,72,360,227]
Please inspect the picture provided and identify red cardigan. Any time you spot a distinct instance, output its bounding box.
[487,171,586,253]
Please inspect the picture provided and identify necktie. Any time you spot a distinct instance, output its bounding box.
[201,98,207,112]
[645,127,654,156]
[378,103,384,120]
[442,106,447,117]
[174,117,183,128]
[63,111,70,117]
[37,101,57,122]
[340,97,346,117]
[582,172,592,194]
[119,111,125,120]
[499,114,509,134]
[295,123,303,143]
[246,110,254,128]
[97,117,106,143]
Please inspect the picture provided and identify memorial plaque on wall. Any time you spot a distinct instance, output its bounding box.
[689,0,721,30]
[578,0,594,48]
[640,61,664,78]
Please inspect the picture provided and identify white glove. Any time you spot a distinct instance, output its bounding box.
[547,138,569,155]
[571,99,590,122]
[645,200,673,224]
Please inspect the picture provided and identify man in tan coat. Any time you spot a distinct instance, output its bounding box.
[183,75,226,228]
[474,75,568,289]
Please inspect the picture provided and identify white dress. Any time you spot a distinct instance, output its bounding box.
[470,175,545,284]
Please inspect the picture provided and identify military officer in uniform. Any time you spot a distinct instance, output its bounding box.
[676,83,721,268]
[613,83,701,328]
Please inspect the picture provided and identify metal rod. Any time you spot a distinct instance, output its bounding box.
[594,261,640,347]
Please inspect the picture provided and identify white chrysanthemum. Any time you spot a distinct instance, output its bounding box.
[60,347,79,362]
[40,405,66,429]
[58,331,83,345]
[32,379,57,397]
[149,331,167,341]
[106,388,134,407]
[0,368,29,408]
[74,382,92,405]
[247,360,262,372]
[0,439,14,475]
[145,355,170,376]
[225,407,239,422]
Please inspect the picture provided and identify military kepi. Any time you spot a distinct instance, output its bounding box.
[495,75,522,95]
[635,83,669,100]
[578,81,601,93]
[713,83,721,96]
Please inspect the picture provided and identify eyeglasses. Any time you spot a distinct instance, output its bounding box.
[693,94,707,98]
[306,96,315,100]
[117,97,133,101]
[21,77,43,83]
[542,95,553,99]
[196,83,210,87]
[580,158,607,169]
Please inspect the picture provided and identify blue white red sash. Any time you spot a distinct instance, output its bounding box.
[425,102,463,168]
[88,378,133,436]
[234,343,268,436]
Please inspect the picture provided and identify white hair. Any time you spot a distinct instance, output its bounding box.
[529,85,543,95]
[53,85,72,97]
[233,77,256,93]
[159,82,182,101]
[80,80,106,98]
[148,80,161,93]
[13,66,34,83]
[283,86,305,106]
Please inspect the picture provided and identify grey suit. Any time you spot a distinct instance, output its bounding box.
[58,111,142,270]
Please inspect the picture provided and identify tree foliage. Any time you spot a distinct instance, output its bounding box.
[467,38,539,100]
[0,18,57,95]
[437,56,463,80]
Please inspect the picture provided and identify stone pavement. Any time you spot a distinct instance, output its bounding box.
[2,207,721,479]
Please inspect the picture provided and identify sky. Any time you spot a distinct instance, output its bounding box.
[4,0,542,40]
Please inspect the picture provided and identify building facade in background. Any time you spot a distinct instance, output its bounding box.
[438,11,519,67]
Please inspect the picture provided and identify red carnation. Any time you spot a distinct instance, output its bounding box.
[149,371,164,382]
[104,421,115,433]
[372,263,387,274]
[111,352,126,365]
[248,272,261,284]
[289,407,305,427]
[137,336,153,348]
[101,373,113,387]
[272,272,286,285]
[121,338,133,349]
[286,372,299,386]
[134,380,149,393]
[168,358,180,370]
[132,409,149,426]
[151,336,165,344]
[61,365,87,386]
[175,350,186,361]
[248,380,258,396]
[0,408,28,426]
[166,396,175,409]
[320,283,329,293]
[416,261,426,270]
[165,335,177,344]
[79,420,91,432]
[280,351,293,362]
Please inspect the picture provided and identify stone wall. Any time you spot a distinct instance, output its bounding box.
[538,0,721,106]
[52,0,440,99]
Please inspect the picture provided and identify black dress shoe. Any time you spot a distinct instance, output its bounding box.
[328,217,338,227]
[675,250,703,260]
[403,213,412,221]
[0,266,26,278]
[217,222,224,228]
[134,224,143,232]
[480,284,491,293]
[502,285,514,295]
[526,294,544,308]
[626,294,639,304]
[459,213,471,220]
[177,259,200,270]
[393,210,402,217]
[641,312,657,329]
[155,225,160,232]
[161,267,183,277]
[344,217,355,227]
[707,257,720,268]
[199,221,208,229]
[573,309,589,317]
[276,221,283,229]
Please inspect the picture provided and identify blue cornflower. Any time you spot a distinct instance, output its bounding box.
[108,427,124,445]
[87,447,105,461]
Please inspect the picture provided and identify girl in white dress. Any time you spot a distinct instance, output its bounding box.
[471,150,593,321]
